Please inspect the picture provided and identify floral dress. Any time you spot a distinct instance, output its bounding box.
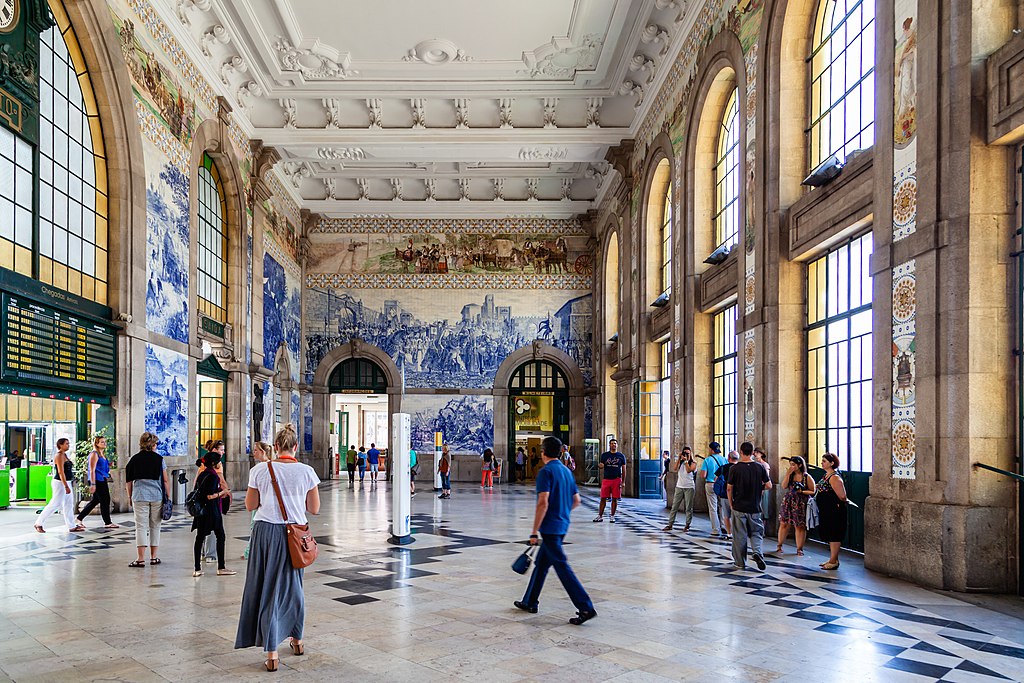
[779,475,810,527]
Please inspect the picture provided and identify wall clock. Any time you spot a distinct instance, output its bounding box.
[0,0,17,33]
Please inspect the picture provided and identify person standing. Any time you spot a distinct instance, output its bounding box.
[663,447,697,532]
[235,425,321,672]
[514,436,596,625]
[409,447,418,497]
[200,440,227,564]
[752,447,772,520]
[191,452,235,577]
[75,436,118,529]
[34,439,83,533]
[715,451,740,539]
[593,439,626,523]
[700,442,727,536]
[726,441,772,571]
[481,448,495,489]
[345,445,357,486]
[659,450,671,501]
[437,444,451,499]
[367,443,381,486]
[775,456,815,556]
[514,447,526,483]
[815,453,847,570]
[356,447,367,483]
[125,433,169,567]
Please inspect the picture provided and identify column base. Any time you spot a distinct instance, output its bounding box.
[864,496,1016,593]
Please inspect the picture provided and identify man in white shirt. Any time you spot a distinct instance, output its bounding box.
[663,446,697,532]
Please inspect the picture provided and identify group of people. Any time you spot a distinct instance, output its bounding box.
[343,443,385,487]
[661,441,849,571]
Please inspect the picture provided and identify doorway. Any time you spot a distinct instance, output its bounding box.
[507,360,570,480]
[328,357,390,480]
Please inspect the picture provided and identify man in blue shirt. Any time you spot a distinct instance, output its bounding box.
[367,443,381,487]
[514,437,597,625]
[700,441,727,536]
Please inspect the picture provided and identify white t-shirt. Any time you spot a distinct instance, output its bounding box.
[249,461,320,525]
[676,466,696,489]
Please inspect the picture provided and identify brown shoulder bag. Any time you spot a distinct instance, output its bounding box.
[266,461,318,569]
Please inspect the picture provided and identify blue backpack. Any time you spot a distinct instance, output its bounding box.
[711,457,728,498]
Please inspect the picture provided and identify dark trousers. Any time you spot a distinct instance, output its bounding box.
[194,513,226,570]
[515,463,526,482]
[522,534,593,612]
[347,463,356,482]
[76,481,112,525]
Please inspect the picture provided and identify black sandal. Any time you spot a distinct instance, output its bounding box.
[129,560,146,568]
[149,558,161,565]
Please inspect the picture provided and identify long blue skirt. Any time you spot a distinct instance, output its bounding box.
[235,521,305,652]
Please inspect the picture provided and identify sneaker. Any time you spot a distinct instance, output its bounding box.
[732,564,745,570]
[609,516,616,524]
[568,609,597,625]
[410,492,416,497]
[192,570,203,577]
[592,516,603,523]
[752,553,766,571]
[513,600,538,614]
[661,525,673,532]
[438,494,446,499]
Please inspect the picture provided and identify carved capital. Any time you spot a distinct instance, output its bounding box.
[249,139,281,181]
[604,139,635,183]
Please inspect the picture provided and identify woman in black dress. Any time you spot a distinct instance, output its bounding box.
[816,452,848,570]
[191,452,235,577]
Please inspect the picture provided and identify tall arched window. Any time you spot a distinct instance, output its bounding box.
[0,0,109,302]
[197,152,228,322]
[660,182,673,295]
[808,0,876,169]
[713,91,740,252]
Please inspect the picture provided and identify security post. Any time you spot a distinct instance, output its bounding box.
[388,413,413,545]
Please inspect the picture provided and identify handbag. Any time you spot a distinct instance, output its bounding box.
[161,494,173,521]
[267,461,319,569]
[512,544,537,575]
[806,496,820,529]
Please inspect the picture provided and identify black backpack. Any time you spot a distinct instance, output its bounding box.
[185,472,209,517]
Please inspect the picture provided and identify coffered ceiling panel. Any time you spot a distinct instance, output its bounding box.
[163,0,700,219]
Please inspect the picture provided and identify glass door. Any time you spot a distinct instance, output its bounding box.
[635,380,662,498]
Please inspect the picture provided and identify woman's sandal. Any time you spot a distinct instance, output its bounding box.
[33,525,45,534]
[149,558,161,565]
[129,560,146,568]
[774,544,783,554]
[104,524,120,529]
[821,561,840,570]
[796,549,804,556]
[289,639,304,656]
[264,656,279,672]
[70,525,86,532]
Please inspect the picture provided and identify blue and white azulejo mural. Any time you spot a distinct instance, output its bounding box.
[144,343,188,458]
[143,140,190,344]
[405,394,494,455]
[263,253,302,380]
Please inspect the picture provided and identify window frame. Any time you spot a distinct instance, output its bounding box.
[660,183,672,296]
[807,0,877,170]
[712,90,741,253]
[805,230,873,471]
[196,152,228,323]
[712,305,738,454]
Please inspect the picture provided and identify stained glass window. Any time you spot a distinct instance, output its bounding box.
[808,0,876,169]
[197,153,228,322]
[713,91,740,252]
[806,232,873,470]
[38,0,109,304]
[712,305,737,453]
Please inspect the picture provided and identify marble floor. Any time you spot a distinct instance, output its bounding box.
[1,480,1023,682]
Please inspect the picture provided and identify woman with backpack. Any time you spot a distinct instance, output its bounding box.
[191,451,235,577]
[481,448,495,489]
[775,456,816,556]
[437,444,451,499]
[357,446,367,483]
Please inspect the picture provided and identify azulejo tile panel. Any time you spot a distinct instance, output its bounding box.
[306,272,593,291]
[314,216,586,236]
[892,259,917,479]
[144,343,188,458]
[892,0,918,244]
[134,101,188,172]
[743,328,756,441]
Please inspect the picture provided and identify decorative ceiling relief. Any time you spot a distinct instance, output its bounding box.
[521,34,603,79]
[273,37,356,80]
[403,39,472,64]
[519,147,569,162]
[316,147,366,161]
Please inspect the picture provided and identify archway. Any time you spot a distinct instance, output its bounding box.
[310,340,402,480]
[507,359,570,480]
[602,226,621,443]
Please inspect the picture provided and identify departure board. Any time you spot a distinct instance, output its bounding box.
[2,293,117,395]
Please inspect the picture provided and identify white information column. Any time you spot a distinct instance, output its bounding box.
[388,413,413,545]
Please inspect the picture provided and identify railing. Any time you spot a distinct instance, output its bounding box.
[971,462,1024,484]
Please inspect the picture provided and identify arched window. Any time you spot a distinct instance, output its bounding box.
[509,360,567,391]
[713,90,740,252]
[197,152,228,322]
[329,358,388,394]
[712,305,738,453]
[808,0,876,169]
[660,181,673,295]
[0,0,109,302]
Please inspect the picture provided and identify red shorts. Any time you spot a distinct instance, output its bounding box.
[600,478,622,499]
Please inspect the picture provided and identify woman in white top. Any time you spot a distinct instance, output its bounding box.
[234,425,320,672]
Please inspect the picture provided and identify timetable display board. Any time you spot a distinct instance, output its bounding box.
[1,292,117,396]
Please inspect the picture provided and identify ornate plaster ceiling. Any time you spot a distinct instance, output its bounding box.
[163,0,699,219]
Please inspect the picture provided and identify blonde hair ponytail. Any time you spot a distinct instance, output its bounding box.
[274,424,298,453]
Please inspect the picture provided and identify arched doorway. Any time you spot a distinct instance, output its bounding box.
[310,340,402,480]
[507,359,570,479]
[327,358,389,480]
